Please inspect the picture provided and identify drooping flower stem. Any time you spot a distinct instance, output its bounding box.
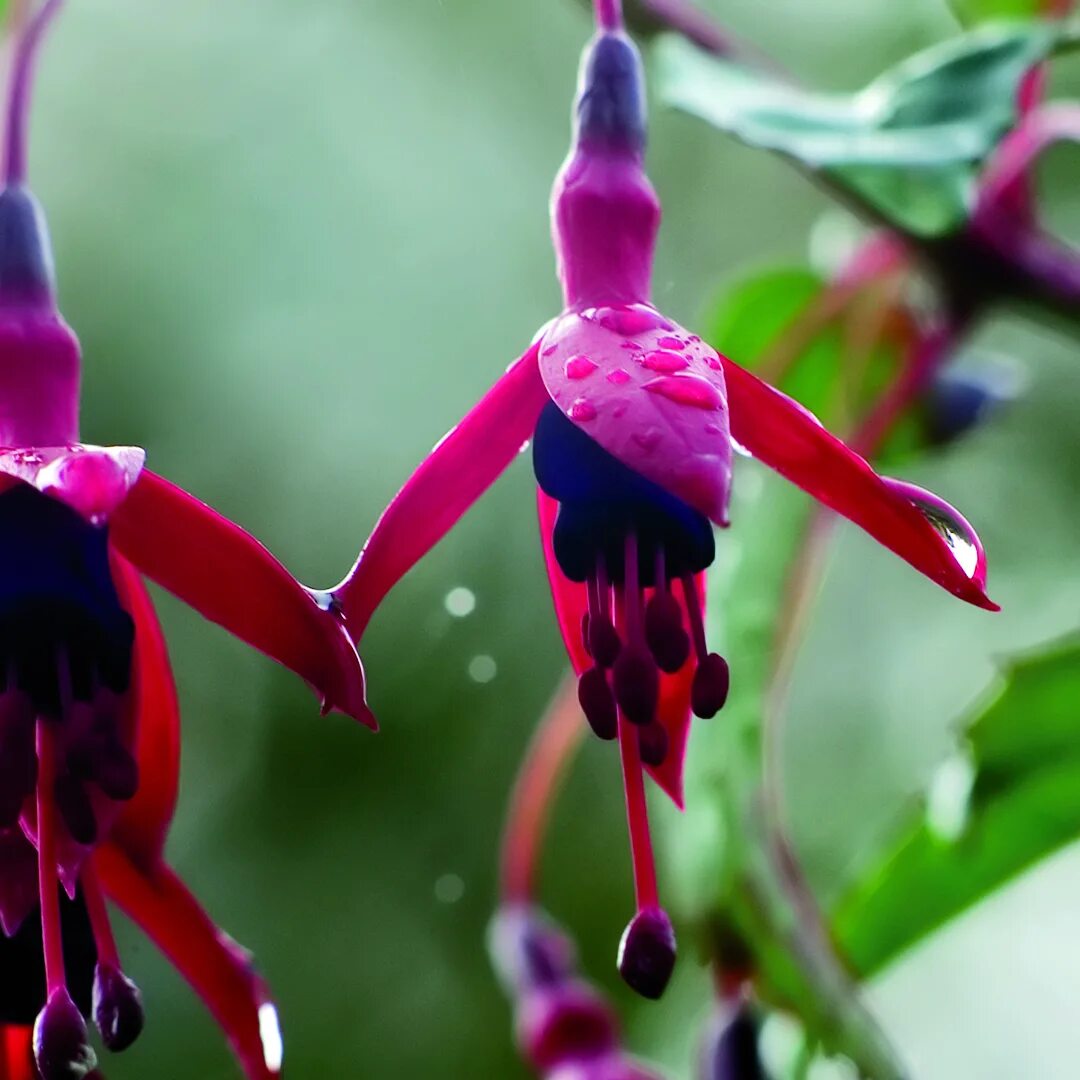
[35,719,65,996]
[594,0,624,31]
[4,0,64,186]
[499,678,585,903]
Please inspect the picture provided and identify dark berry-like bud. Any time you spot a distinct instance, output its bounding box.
[579,668,618,740]
[612,649,658,726]
[588,615,622,670]
[637,722,668,767]
[700,1001,766,1080]
[489,906,577,993]
[644,592,690,673]
[33,989,96,1080]
[93,964,144,1052]
[617,906,676,1000]
[519,982,618,1073]
[691,654,730,719]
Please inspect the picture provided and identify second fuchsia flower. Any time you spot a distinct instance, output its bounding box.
[331,7,996,1001]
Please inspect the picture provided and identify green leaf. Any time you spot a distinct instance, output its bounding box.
[656,23,1060,236]
[703,267,906,433]
[950,0,1044,27]
[834,637,1080,977]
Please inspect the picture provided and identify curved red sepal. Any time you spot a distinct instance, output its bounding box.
[0,1025,33,1080]
[95,848,282,1080]
[720,357,998,610]
[536,490,693,808]
[107,552,180,870]
[332,343,548,637]
[108,470,373,727]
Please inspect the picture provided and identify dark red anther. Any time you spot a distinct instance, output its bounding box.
[581,612,592,658]
[578,668,617,741]
[54,772,96,845]
[617,906,676,1000]
[691,654,730,719]
[588,615,622,669]
[611,649,658,726]
[92,963,144,1052]
[89,741,138,802]
[644,591,690,673]
[637,723,668,768]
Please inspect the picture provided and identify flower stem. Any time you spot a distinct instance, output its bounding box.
[500,678,586,902]
[595,0,623,31]
[4,0,64,187]
[35,718,65,996]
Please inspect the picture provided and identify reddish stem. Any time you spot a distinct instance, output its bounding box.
[500,678,586,902]
[617,713,658,909]
[81,859,120,969]
[35,719,65,996]
[4,0,64,186]
[595,0,623,30]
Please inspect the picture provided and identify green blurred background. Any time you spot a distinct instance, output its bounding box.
[26,0,1080,1076]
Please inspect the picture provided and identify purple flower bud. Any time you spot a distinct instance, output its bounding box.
[575,32,647,153]
[699,1001,765,1080]
[33,988,97,1080]
[617,906,676,1000]
[92,963,144,1052]
[518,981,618,1073]
[489,906,577,994]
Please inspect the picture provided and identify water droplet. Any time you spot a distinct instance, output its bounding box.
[704,424,723,436]
[564,354,598,380]
[632,429,661,452]
[886,479,983,581]
[258,1004,284,1074]
[688,335,701,343]
[541,343,558,357]
[731,437,753,458]
[607,369,631,385]
[704,355,722,371]
[444,587,476,618]
[656,336,685,350]
[568,399,597,422]
[590,304,673,336]
[641,350,689,374]
[468,655,497,683]
[434,873,466,904]
[642,374,724,410]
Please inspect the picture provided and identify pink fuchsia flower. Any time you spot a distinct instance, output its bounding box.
[0,3,368,1077]
[489,905,666,1080]
[330,0,995,1000]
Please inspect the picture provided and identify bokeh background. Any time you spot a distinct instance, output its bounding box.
[26,0,1080,1076]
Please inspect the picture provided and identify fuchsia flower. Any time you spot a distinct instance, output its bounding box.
[332,0,995,1001]
[0,3,369,1077]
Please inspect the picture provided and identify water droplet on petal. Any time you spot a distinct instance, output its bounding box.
[632,429,661,452]
[568,399,597,422]
[642,374,724,410]
[656,336,686,350]
[885,478,985,583]
[590,304,673,336]
[564,355,598,380]
[607,369,631,385]
[704,355,722,371]
[731,437,753,459]
[541,343,558,357]
[641,350,689,374]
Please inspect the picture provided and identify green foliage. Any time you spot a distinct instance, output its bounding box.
[950,0,1045,26]
[835,638,1080,976]
[656,23,1060,236]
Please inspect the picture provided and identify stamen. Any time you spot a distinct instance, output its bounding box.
[577,667,617,741]
[587,561,621,668]
[82,863,143,1052]
[681,575,731,720]
[33,718,96,1080]
[637,722,668,768]
[615,715,676,999]
[644,548,690,674]
[612,535,658,726]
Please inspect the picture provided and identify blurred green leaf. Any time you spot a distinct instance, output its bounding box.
[950,0,1044,26]
[656,23,1060,235]
[704,267,906,432]
[834,637,1080,976]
